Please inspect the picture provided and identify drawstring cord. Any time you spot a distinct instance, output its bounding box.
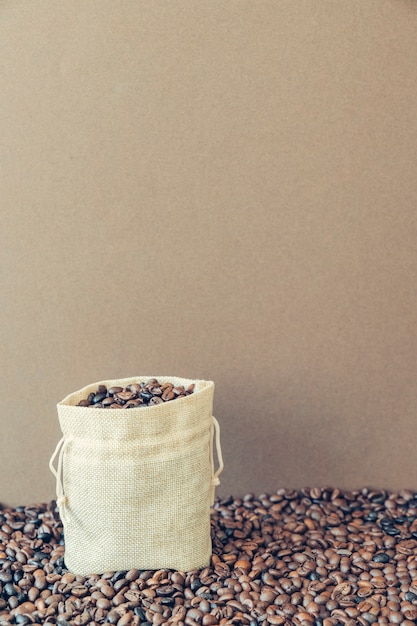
[49,437,68,523]
[50,416,223,516]
[210,416,224,505]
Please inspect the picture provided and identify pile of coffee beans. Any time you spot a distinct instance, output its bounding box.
[76,379,195,409]
[2,488,417,625]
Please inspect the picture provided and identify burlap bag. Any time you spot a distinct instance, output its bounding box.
[49,376,223,575]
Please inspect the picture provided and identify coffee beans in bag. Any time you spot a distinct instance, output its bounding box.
[49,376,223,575]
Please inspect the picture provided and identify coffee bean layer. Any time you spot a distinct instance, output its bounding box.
[2,488,417,625]
[77,379,195,409]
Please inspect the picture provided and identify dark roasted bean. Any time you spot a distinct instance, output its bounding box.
[404,591,417,601]
[4,489,417,625]
[373,552,390,563]
[4,583,18,596]
[76,378,195,408]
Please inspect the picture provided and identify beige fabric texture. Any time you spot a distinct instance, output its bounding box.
[51,376,218,575]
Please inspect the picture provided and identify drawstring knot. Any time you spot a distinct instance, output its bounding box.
[57,495,68,507]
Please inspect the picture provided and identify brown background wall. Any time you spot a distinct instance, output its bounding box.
[1,1,417,507]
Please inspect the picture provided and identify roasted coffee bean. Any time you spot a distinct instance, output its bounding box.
[100,583,115,598]
[156,584,175,596]
[93,392,106,404]
[3,583,18,596]
[404,591,417,601]
[115,391,136,402]
[108,387,123,396]
[373,552,390,563]
[76,378,195,409]
[149,396,163,405]
[124,400,140,409]
[125,568,140,582]
[0,572,12,583]
[106,610,120,624]
[4,489,417,624]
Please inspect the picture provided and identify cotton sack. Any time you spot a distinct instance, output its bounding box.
[49,376,223,575]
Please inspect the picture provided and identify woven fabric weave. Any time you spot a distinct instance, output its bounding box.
[51,376,218,575]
